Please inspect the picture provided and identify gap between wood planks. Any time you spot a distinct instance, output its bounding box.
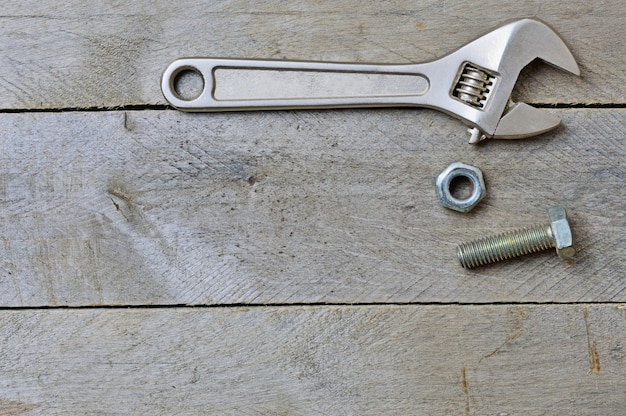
[0,300,624,310]
[0,102,624,113]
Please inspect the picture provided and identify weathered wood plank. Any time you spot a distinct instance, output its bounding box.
[0,109,624,306]
[0,1,622,109]
[0,305,623,415]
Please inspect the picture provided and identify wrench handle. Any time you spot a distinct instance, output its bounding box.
[162,58,429,111]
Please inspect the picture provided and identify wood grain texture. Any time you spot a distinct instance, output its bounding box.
[0,305,624,415]
[1,109,624,306]
[0,1,623,109]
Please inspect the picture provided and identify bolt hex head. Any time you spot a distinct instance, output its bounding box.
[548,206,575,259]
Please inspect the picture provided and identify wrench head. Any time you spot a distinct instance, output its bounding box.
[442,19,579,142]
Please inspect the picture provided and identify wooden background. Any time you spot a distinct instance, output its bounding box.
[1,1,624,414]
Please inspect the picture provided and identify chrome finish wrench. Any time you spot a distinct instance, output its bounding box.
[162,19,579,143]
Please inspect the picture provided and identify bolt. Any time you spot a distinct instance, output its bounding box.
[457,206,575,268]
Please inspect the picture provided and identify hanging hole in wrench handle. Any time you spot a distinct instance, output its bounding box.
[169,66,205,101]
[161,58,430,111]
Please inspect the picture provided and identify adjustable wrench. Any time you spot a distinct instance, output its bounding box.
[161,19,579,143]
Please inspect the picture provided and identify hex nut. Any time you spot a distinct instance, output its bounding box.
[548,206,575,259]
[436,162,486,213]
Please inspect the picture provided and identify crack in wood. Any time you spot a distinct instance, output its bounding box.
[461,366,470,416]
[583,307,601,374]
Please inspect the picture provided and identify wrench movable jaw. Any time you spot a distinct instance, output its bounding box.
[492,102,562,140]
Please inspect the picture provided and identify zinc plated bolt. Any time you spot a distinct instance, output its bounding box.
[457,206,575,269]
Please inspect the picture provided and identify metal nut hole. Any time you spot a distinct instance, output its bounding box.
[448,175,475,201]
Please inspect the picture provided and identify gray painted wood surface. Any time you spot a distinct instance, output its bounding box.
[1,109,625,306]
[1,305,625,415]
[0,1,624,414]
[0,1,623,109]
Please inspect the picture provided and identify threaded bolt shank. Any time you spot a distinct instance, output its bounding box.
[458,224,554,268]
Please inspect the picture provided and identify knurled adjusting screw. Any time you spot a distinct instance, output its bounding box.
[457,206,575,269]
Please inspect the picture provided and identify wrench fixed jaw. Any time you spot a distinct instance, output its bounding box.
[437,18,580,142]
